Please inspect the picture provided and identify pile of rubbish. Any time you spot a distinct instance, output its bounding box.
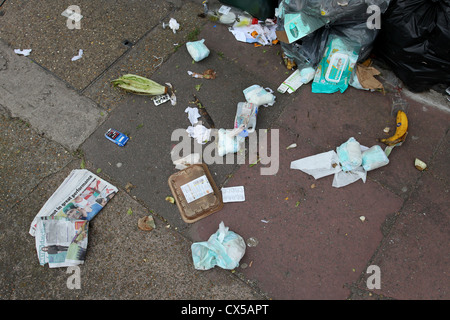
[198,0,448,94]
[276,0,450,93]
[275,0,392,94]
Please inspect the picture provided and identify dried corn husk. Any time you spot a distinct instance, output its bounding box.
[111,74,167,95]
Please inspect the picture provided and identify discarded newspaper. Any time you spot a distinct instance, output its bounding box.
[30,169,118,267]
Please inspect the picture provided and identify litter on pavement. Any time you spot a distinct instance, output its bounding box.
[221,186,246,203]
[14,49,32,56]
[186,39,210,62]
[30,169,118,268]
[168,164,223,223]
[191,221,246,270]
[71,49,83,61]
[291,137,391,188]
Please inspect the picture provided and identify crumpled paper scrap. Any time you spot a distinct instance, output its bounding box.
[186,124,211,145]
[185,107,201,125]
[14,49,32,56]
[71,49,83,61]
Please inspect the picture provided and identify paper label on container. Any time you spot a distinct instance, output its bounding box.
[180,175,214,203]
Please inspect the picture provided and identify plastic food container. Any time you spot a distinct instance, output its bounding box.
[168,164,223,223]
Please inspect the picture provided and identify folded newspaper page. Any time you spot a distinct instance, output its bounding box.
[35,216,89,268]
[30,169,118,267]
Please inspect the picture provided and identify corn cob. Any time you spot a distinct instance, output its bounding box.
[111,74,167,95]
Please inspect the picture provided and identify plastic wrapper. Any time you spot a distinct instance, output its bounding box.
[375,0,450,92]
[217,128,245,156]
[311,34,359,94]
[186,39,210,62]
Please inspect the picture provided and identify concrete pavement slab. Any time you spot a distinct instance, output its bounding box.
[0,0,173,91]
[0,159,265,299]
[0,40,105,150]
[361,200,449,299]
[275,85,450,199]
[0,114,74,215]
[82,0,208,110]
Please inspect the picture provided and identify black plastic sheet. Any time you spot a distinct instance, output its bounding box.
[218,0,278,20]
[375,0,450,92]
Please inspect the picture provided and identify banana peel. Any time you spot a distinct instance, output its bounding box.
[379,110,408,146]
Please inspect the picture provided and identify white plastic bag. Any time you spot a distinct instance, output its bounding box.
[191,222,246,270]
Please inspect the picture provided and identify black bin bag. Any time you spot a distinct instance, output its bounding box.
[277,0,391,70]
[375,0,450,92]
[219,0,279,20]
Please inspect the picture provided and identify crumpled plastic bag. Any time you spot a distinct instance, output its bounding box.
[191,221,246,270]
[374,0,450,92]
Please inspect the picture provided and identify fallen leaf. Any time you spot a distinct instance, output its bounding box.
[125,182,135,193]
[127,208,133,215]
[138,215,156,231]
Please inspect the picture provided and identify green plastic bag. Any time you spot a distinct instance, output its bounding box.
[311,35,359,94]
